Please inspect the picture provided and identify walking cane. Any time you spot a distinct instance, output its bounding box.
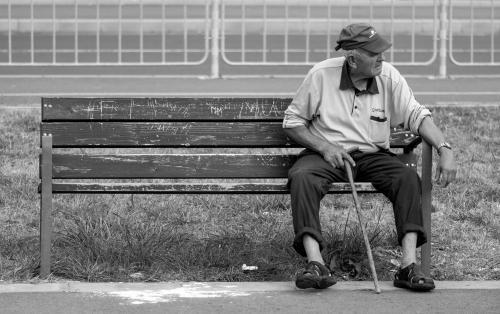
[344,161,382,294]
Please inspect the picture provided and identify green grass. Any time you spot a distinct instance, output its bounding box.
[0,106,498,282]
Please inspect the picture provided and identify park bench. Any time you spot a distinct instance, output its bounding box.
[39,97,433,279]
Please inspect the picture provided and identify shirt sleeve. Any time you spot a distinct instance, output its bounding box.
[390,70,432,135]
[283,70,321,128]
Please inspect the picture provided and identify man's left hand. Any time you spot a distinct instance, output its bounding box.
[435,149,457,187]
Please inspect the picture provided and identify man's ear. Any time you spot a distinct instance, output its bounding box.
[346,54,357,68]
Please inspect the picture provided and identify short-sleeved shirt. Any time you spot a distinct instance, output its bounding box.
[283,57,431,153]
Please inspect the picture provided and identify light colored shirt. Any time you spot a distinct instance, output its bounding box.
[283,57,431,152]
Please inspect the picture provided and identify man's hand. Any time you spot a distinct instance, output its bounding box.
[435,149,457,187]
[320,144,358,168]
[283,126,358,169]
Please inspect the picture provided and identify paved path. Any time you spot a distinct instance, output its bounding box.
[1,76,500,107]
[0,281,499,314]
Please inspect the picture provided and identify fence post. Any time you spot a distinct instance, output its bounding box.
[438,0,449,78]
[211,0,221,78]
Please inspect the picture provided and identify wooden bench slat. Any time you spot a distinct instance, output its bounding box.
[49,151,416,180]
[50,182,378,194]
[42,98,290,121]
[41,122,294,148]
[41,121,421,149]
[50,154,298,179]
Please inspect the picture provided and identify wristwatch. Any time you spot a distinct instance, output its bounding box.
[437,142,452,155]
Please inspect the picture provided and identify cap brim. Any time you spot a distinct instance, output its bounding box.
[361,36,392,53]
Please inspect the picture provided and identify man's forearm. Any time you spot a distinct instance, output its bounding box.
[283,126,331,154]
[417,116,447,150]
[417,116,457,186]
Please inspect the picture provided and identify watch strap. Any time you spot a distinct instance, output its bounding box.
[437,142,452,155]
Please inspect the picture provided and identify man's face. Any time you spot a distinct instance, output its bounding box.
[353,49,385,78]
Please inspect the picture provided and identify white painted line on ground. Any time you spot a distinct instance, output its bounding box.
[1,74,498,79]
[0,106,40,109]
[0,92,296,96]
[2,102,500,110]
[449,74,500,79]
[222,74,442,79]
[416,91,500,95]
[2,91,500,97]
[0,75,209,79]
[432,102,500,107]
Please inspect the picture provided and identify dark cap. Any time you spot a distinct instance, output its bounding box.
[335,23,392,53]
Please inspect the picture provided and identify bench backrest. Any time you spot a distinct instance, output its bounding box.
[40,97,421,193]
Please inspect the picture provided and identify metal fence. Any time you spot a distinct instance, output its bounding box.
[0,0,210,65]
[0,0,499,76]
[220,0,439,66]
[449,0,500,66]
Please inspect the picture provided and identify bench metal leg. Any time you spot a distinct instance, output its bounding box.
[40,135,53,278]
[421,140,433,276]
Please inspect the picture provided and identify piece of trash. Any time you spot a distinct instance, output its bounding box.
[242,264,258,271]
[390,259,401,267]
[129,272,144,279]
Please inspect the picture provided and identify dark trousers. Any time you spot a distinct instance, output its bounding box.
[288,149,427,257]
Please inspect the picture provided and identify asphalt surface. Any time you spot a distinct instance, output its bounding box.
[1,75,500,107]
[0,281,499,314]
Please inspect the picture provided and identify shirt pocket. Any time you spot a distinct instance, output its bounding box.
[369,116,390,146]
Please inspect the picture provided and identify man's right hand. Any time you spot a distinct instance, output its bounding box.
[282,126,357,169]
[320,144,358,168]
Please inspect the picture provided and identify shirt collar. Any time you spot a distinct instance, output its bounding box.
[339,60,379,95]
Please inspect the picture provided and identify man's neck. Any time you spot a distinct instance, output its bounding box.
[350,74,369,91]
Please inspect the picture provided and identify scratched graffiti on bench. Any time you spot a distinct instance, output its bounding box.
[42,98,291,121]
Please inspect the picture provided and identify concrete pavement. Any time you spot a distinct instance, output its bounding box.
[0,281,499,314]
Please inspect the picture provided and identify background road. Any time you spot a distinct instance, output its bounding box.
[1,76,500,107]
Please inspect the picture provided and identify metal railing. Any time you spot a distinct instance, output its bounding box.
[0,0,499,77]
[220,0,439,66]
[449,0,500,66]
[0,0,210,65]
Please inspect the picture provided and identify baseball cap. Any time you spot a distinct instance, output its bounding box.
[335,23,392,53]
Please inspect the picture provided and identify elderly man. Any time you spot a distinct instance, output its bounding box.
[283,23,456,291]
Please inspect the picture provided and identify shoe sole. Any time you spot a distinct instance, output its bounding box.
[296,276,337,289]
[394,280,435,291]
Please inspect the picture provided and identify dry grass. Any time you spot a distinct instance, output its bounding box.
[0,106,498,282]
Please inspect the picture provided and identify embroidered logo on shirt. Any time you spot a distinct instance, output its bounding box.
[370,115,387,122]
[370,108,386,122]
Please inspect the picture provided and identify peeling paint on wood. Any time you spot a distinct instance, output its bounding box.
[49,182,378,194]
[41,122,294,148]
[51,154,298,179]
[40,122,420,149]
